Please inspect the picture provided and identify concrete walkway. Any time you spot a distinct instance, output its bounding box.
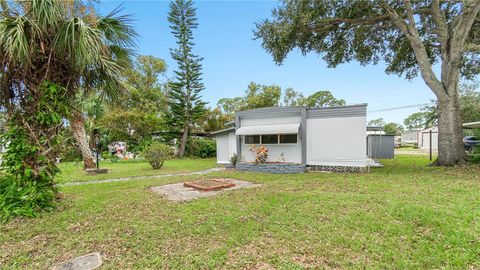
[60,167,225,187]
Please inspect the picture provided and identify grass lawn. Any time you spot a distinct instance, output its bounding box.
[56,158,217,183]
[1,156,480,269]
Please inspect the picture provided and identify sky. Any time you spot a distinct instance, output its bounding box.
[99,0,438,124]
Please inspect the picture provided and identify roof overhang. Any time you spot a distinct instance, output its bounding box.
[463,121,480,129]
[235,123,300,135]
[211,127,235,135]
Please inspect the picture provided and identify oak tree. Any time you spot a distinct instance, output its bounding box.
[255,0,480,165]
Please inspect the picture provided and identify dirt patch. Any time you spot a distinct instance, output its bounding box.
[150,179,260,202]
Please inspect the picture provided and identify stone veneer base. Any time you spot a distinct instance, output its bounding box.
[236,163,306,174]
[306,165,366,173]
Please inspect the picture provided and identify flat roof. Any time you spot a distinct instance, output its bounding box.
[463,121,480,129]
[211,127,235,135]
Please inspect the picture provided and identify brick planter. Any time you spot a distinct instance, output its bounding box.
[236,163,306,174]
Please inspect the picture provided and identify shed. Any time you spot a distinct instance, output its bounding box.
[366,134,395,159]
[417,126,438,150]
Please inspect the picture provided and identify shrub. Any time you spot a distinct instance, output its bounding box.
[469,145,480,164]
[141,142,172,169]
[185,138,216,158]
[230,153,239,165]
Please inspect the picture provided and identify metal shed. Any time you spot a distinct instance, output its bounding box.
[367,134,395,159]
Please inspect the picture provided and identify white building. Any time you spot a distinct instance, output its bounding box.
[417,126,439,150]
[401,130,420,145]
[213,104,367,171]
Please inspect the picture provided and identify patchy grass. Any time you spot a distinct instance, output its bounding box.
[1,156,480,269]
[56,158,217,183]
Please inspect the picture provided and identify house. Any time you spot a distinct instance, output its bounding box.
[417,126,438,150]
[401,130,420,145]
[366,126,386,135]
[213,104,367,173]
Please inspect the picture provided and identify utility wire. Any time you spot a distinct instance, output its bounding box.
[368,103,431,113]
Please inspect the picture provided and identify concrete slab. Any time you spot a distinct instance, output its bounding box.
[150,178,260,202]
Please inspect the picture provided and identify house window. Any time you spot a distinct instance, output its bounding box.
[261,134,278,144]
[280,134,297,144]
[244,135,260,144]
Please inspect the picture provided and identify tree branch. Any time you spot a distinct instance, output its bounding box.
[381,0,446,99]
[431,0,449,56]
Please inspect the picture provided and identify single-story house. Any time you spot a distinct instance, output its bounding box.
[213,104,368,173]
[417,126,438,150]
[401,130,420,145]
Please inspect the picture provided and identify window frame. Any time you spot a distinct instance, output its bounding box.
[243,134,299,145]
[260,134,279,145]
[244,135,260,144]
[279,134,298,144]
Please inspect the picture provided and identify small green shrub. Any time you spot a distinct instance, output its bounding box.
[186,138,216,158]
[469,145,480,164]
[230,153,239,165]
[141,142,172,169]
[110,155,120,163]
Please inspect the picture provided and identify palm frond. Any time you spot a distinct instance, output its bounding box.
[97,5,137,49]
[0,15,39,63]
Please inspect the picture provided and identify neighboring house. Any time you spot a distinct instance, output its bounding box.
[366,126,386,135]
[213,104,367,171]
[417,126,439,150]
[401,130,420,145]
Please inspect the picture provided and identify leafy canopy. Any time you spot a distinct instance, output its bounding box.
[255,0,480,80]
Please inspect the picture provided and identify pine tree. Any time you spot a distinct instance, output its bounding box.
[168,0,206,157]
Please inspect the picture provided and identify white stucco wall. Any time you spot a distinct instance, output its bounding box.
[306,116,367,167]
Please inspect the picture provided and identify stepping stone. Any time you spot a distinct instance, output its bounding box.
[52,252,102,270]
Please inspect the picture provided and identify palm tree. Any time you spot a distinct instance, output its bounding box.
[0,0,136,169]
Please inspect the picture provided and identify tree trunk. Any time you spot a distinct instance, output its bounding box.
[177,120,189,157]
[70,110,96,169]
[434,87,468,166]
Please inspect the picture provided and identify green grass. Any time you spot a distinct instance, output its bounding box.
[1,156,480,269]
[56,158,217,183]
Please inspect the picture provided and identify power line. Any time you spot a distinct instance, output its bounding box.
[368,103,431,113]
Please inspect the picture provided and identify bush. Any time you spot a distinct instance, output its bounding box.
[185,138,216,158]
[141,142,172,169]
[230,153,239,165]
[469,145,480,164]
